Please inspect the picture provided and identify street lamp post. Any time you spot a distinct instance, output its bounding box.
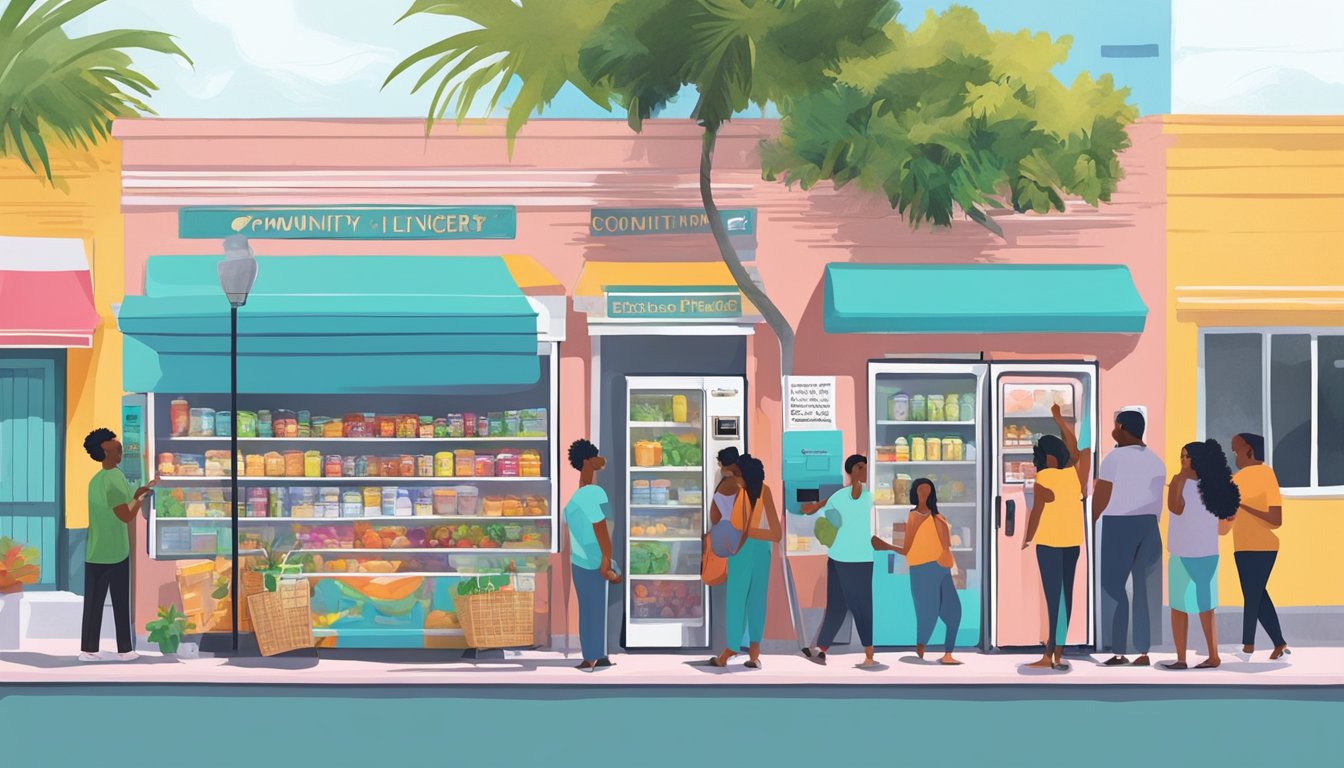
[217,236,257,651]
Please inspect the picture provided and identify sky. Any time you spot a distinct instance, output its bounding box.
[62,0,1342,119]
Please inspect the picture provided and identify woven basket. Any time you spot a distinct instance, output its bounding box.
[238,570,266,633]
[453,591,534,649]
[247,579,314,657]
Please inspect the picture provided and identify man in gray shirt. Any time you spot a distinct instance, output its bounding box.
[1093,409,1165,666]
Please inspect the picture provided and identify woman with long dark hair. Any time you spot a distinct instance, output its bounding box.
[1022,404,1093,671]
[709,454,782,669]
[872,478,963,665]
[1161,439,1239,670]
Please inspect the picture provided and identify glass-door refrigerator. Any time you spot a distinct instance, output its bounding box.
[989,362,1097,650]
[869,361,988,649]
[624,376,745,649]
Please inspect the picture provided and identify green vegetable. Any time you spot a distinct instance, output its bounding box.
[814,517,838,548]
[210,576,229,600]
[485,525,506,544]
[145,604,194,655]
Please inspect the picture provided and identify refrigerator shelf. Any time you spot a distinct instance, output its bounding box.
[629,536,701,542]
[159,436,548,443]
[875,420,976,426]
[630,504,701,511]
[313,628,465,638]
[875,503,976,510]
[300,547,550,555]
[156,515,552,523]
[628,421,701,429]
[285,571,512,579]
[157,476,550,484]
[629,466,702,473]
[631,617,704,625]
[874,460,976,467]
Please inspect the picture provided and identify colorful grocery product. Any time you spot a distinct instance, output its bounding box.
[888,393,909,421]
[945,393,961,422]
[170,399,190,436]
[455,450,476,477]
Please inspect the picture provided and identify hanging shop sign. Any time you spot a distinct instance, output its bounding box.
[589,208,756,237]
[606,286,743,320]
[179,206,517,240]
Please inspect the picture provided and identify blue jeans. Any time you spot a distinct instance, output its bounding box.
[725,538,772,648]
[572,565,608,662]
[910,561,961,653]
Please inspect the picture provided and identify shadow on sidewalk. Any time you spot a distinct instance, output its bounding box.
[0,652,183,669]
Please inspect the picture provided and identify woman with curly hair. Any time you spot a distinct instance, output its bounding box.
[1161,439,1240,670]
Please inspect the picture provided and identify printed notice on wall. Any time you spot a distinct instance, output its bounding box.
[785,376,836,431]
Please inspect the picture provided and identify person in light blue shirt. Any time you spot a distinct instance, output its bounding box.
[800,454,877,668]
[565,439,620,671]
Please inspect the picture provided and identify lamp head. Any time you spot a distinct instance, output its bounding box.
[217,235,257,307]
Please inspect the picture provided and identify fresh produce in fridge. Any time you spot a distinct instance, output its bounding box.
[630,402,667,422]
[630,542,671,575]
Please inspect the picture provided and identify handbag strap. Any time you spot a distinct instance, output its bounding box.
[734,490,757,549]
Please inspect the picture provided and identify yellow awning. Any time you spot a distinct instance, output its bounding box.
[574,260,761,319]
[502,254,563,295]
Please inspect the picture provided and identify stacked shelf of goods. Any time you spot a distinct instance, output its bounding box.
[868,374,980,590]
[627,392,706,626]
[147,386,556,647]
[999,384,1075,486]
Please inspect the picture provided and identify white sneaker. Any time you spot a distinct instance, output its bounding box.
[78,652,103,662]
[115,651,140,662]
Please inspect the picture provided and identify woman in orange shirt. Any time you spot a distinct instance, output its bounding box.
[872,478,962,665]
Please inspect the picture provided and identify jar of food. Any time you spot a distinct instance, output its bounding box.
[462,413,477,438]
[456,486,480,516]
[396,415,418,439]
[304,450,322,478]
[519,450,542,478]
[189,408,216,437]
[433,488,459,516]
[475,454,496,477]
[893,474,912,504]
[927,395,945,422]
[672,395,688,423]
[926,435,942,462]
[942,437,958,462]
[964,442,976,460]
[894,436,910,462]
[283,451,304,477]
[952,437,965,462]
[433,418,449,438]
[910,395,927,422]
[324,455,343,477]
[362,487,382,516]
[399,455,416,477]
[414,489,434,517]
[342,456,356,477]
[447,414,465,438]
[157,452,176,476]
[455,449,476,477]
[960,393,975,421]
[264,451,286,477]
[889,393,910,421]
[341,491,363,518]
[910,436,926,462]
[434,451,455,477]
[170,399,190,436]
[477,416,490,438]
[945,394,961,422]
[495,449,520,477]
[416,454,434,477]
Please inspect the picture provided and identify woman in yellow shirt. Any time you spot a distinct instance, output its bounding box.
[872,478,962,665]
[1023,404,1092,671]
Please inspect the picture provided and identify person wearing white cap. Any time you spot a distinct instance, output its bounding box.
[1092,407,1165,667]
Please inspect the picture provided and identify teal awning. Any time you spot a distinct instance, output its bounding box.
[119,256,539,393]
[824,264,1148,334]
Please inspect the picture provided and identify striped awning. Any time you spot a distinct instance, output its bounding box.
[0,237,100,347]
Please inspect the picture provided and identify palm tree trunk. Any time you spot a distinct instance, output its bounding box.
[699,128,796,375]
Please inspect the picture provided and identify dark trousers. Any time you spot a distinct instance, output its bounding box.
[82,558,132,654]
[571,565,608,662]
[1036,545,1080,653]
[1234,551,1286,648]
[910,562,962,653]
[816,559,874,648]
[1101,515,1162,654]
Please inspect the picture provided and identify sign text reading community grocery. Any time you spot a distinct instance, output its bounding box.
[179,206,517,240]
[589,207,755,237]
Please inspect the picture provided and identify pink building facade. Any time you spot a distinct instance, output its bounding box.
[112,117,1166,652]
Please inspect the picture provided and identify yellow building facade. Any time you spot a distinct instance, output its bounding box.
[0,143,125,579]
[1166,116,1344,608]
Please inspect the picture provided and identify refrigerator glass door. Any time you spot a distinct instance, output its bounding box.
[869,362,987,648]
[625,381,709,648]
[990,363,1098,649]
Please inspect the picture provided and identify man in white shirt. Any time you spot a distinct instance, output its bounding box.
[1092,409,1165,667]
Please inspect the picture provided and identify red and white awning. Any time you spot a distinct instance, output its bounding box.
[0,236,100,348]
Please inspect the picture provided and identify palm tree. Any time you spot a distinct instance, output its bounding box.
[0,0,190,182]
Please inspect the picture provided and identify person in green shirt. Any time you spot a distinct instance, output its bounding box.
[80,428,155,662]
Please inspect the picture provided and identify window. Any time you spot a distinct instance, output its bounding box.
[1201,329,1344,492]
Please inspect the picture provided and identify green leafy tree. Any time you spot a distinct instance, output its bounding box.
[0,0,190,182]
[385,1,1135,375]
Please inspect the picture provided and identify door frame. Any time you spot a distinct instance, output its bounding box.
[0,350,67,591]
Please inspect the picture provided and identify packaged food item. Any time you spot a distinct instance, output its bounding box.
[343,414,369,438]
[297,409,311,430]
[503,410,521,436]
[396,415,418,439]
[519,450,542,478]
[399,455,416,477]
[216,411,232,438]
[910,395,927,422]
[960,393,975,421]
[672,395,688,423]
[964,442,976,460]
[247,488,269,518]
[488,413,505,437]
[894,474,912,504]
[204,450,235,477]
[242,453,262,477]
[433,418,449,438]
[189,408,216,437]
[945,394,961,422]
[393,488,413,517]
[910,436,926,462]
[632,479,652,506]
[942,437,957,462]
[889,393,909,421]
[267,487,287,517]
[950,437,964,462]
[323,455,342,477]
[483,495,505,516]
[456,486,480,516]
[926,435,942,462]
[257,410,273,438]
[338,456,354,478]
[455,449,476,477]
[264,451,285,477]
[320,419,342,438]
[416,415,433,439]
[461,412,475,438]
[414,489,434,517]
[342,490,363,518]
[502,497,522,517]
[416,454,434,477]
[236,411,258,438]
[475,454,496,477]
[445,414,464,438]
[433,488,458,516]
[170,399,190,436]
[304,450,322,478]
[894,436,910,462]
[377,457,396,477]
[318,486,340,518]
[434,451,455,477]
[927,395,945,422]
[520,409,547,437]
[375,415,395,439]
[496,449,520,477]
[157,452,176,476]
[476,416,489,438]
[634,440,663,467]
[283,450,304,477]
[274,410,298,438]
[650,479,671,505]
[381,487,398,516]
[289,487,316,518]
[362,487,382,516]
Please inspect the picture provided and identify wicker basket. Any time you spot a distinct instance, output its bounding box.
[238,569,266,633]
[453,591,534,649]
[246,578,314,657]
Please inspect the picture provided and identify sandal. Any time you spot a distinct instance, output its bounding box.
[1159,661,1188,670]
[707,656,727,668]
[1131,655,1151,667]
[745,659,762,670]
[1194,659,1221,669]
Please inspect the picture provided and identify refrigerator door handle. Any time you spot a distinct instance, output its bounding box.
[995,495,1002,530]
[1005,499,1017,537]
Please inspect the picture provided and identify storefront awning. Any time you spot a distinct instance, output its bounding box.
[118,255,540,393]
[575,261,763,325]
[824,263,1148,334]
[0,237,100,348]
[502,254,565,342]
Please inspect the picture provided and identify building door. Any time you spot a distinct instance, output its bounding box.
[0,353,65,591]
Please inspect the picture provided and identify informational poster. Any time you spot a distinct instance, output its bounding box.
[120,399,145,486]
[785,376,837,431]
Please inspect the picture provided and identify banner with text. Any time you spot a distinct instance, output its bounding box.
[179,206,517,240]
[606,286,743,320]
[589,207,756,238]
[785,376,837,431]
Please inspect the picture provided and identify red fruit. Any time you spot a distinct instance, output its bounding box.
[456,540,473,548]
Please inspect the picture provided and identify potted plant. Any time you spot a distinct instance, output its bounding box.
[0,537,40,649]
[145,604,195,656]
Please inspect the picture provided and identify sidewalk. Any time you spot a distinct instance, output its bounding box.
[4,643,1341,687]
